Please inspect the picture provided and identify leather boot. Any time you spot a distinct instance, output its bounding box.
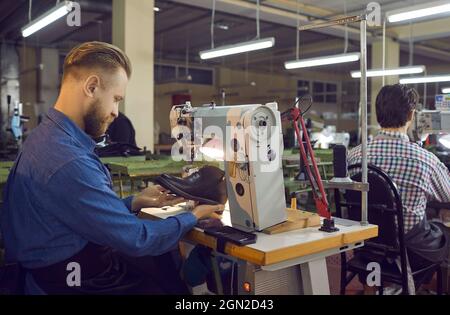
[155,166,228,205]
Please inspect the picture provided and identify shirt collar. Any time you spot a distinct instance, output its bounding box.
[46,108,97,152]
[377,129,409,142]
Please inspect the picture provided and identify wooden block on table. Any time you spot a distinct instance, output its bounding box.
[262,208,321,235]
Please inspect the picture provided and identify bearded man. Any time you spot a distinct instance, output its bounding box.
[0,42,222,295]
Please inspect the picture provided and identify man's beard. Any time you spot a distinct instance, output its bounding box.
[84,99,112,139]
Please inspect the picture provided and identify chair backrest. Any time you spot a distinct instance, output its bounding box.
[335,164,407,261]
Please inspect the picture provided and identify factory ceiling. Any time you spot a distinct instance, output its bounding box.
[0,0,449,75]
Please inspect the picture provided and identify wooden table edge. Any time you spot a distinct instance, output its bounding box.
[139,211,378,266]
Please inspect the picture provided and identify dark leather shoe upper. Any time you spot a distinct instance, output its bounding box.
[155,166,228,205]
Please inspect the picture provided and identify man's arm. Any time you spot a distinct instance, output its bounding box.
[122,196,135,213]
[429,159,450,203]
[46,157,197,257]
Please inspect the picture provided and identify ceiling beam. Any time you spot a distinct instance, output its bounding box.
[0,0,27,27]
[340,1,450,42]
[49,13,110,45]
[170,0,364,40]
[400,42,450,62]
[389,17,450,42]
[0,0,111,41]
[0,0,51,39]
[262,0,336,18]
[156,12,211,35]
[169,0,450,67]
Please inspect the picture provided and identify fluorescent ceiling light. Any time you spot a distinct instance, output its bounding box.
[351,66,425,78]
[386,1,450,23]
[154,7,160,12]
[199,37,275,60]
[442,87,450,93]
[399,75,450,84]
[284,52,360,70]
[22,1,73,38]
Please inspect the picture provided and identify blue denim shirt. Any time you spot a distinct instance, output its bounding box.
[0,108,197,272]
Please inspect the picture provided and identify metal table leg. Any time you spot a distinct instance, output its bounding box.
[299,258,331,295]
[211,253,224,295]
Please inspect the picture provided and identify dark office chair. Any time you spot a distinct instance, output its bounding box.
[335,163,443,295]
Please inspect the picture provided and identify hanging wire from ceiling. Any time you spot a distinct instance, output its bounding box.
[210,0,216,49]
[97,20,103,42]
[185,27,190,77]
[295,0,300,60]
[269,54,273,85]
[245,51,249,83]
[256,0,260,39]
[409,21,414,66]
[157,33,164,81]
[382,17,386,86]
[343,0,348,54]
[406,0,426,105]
[408,0,415,66]
[28,0,32,22]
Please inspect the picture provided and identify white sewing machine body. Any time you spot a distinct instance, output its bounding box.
[170,102,287,232]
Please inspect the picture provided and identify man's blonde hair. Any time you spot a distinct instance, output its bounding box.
[63,41,132,82]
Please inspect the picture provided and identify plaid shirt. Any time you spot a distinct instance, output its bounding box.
[348,130,450,232]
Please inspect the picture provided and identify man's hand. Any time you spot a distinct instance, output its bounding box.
[131,185,185,212]
[191,204,225,220]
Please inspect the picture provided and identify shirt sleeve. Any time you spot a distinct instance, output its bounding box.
[122,196,134,213]
[429,159,450,203]
[347,145,360,165]
[46,157,197,257]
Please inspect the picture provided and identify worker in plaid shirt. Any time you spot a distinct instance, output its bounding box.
[348,84,449,272]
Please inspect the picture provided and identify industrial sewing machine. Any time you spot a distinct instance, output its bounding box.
[0,95,29,158]
[165,101,369,295]
[409,109,450,170]
[409,109,450,141]
[169,102,287,232]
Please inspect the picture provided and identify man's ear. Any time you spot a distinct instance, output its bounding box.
[83,75,101,98]
[407,109,415,122]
